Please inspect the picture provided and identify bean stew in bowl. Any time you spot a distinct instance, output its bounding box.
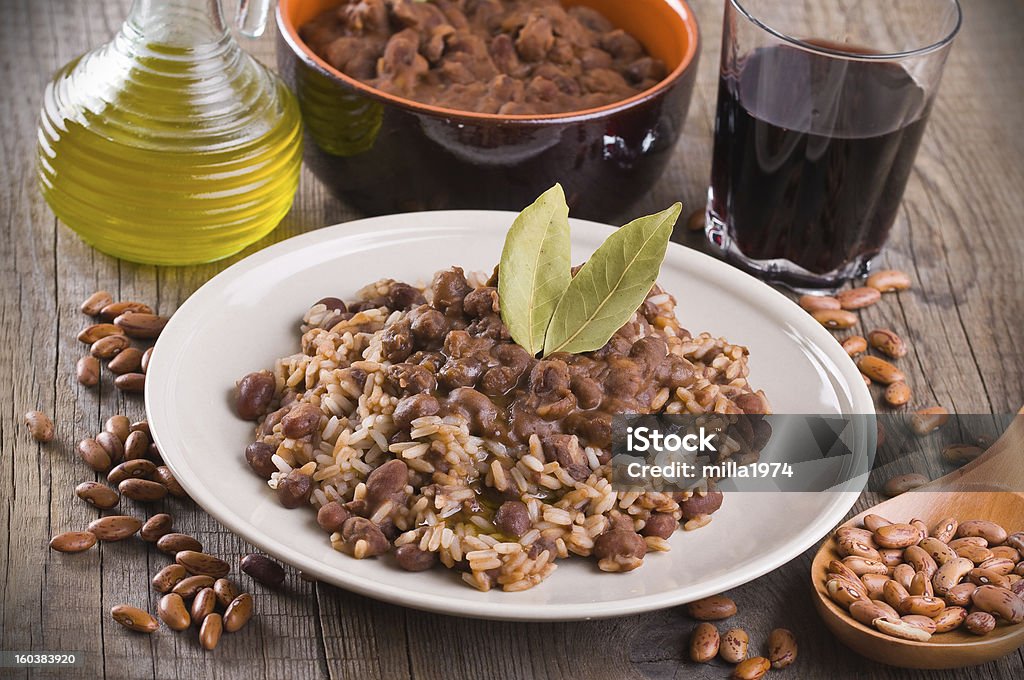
[232,189,771,592]
[275,0,700,218]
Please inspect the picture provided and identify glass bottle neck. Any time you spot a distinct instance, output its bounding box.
[126,0,228,46]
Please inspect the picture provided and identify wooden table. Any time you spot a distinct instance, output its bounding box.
[2,1,1022,678]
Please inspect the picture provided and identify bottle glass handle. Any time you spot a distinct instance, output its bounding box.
[236,0,272,38]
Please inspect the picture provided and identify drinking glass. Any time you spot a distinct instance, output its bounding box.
[706,0,962,290]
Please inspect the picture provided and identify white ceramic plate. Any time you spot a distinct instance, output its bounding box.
[147,211,873,621]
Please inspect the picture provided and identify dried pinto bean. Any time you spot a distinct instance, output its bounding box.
[78,438,112,472]
[857,356,904,384]
[158,593,190,631]
[240,553,286,588]
[909,407,949,436]
[140,514,173,542]
[81,290,113,316]
[867,328,908,358]
[24,410,55,442]
[95,431,125,464]
[883,382,912,407]
[87,515,142,541]
[157,533,203,555]
[49,530,97,553]
[689,622,720,663]
[686,594,737,620]
[882,473,928,496]
[77,323,123,344]
[176,550,230,578]
[119,478,167,502]
[200,613,223,650]
[154,466,187,498]
[91,334,131,359]
[108,459,156,484]
[114,372,145,393]
[111,605,158,633]
[841,336,868,357]
[113,312,168,339]
[172,575,215,599]
[223,593,254,632]
[866,270,911,292]
[799,295,840,312]
[812,309,858,329]
[767,628,797,669]
[837,287,881,310]
[213,578,239,608]
[152,564,188,593]
[108,347,144,374]
[76,355,100,386]
[75,481,119,509]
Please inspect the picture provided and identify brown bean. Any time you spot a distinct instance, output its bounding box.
[837,287,881,310]
[24,410,55,442]
[932,557,974,595]
[837,535,881,560]
[49,530,97,553]
[123,430,149,461]
[874,523,921,549]
[87,515,142,541]
[949,536,988,550]
[733,656,771,680]
[919,537,957,566]
[882,382,911,408]
[932,606,968,633]
[1005,532,1024,554]
[90,334,130,359]
[944,582,977,607]
[76,355,100,386]
[843,556,889,576]
[107,459,156,485]
[883,580,910,610]
[799,295,841,313]
[176,551,230,578]
[972,584,1024,623]
[108,347,144,374]
[99,301,153,322]
[909,571,934,597]
[979,557,1017,575]
[893,564,916,590]
[129,420,150,436]
[827,578,867,608]
[956,519,1008,545]
[867,328,908,358]
[104,415,131,443]
[214,578,239,608]
[964,611,996,635]
[200,613,223,650]
[689,622,720,663]
[172,575,215,599]
[280,402,322,438]
[151,467,185,498]
[882,473,927,497]
[75,481,119,510]
[141,347,154,373]
[841,335,868,357]
[113,312,168,339]
[686,595,737,621]
[224,593,254,633]
[878,549,904,569]
[866,270,911,293]
[909,407,949,436]
[114,372,146,393]
[157,593,190,631]
[78,438,112,472]
[849,600,899,626]
[157,533,203,555]
[930,517,959,543]
[827,559,863,583]
[969,568,1010,589]
[836,526,875,544]
[191,588,217,626]
[719,627,749,664]
[81,290,113,316]
[152,564,188,593]
[235,371,277,421]
[990,546,1021,562]
[861,573,890,600]
[767,628,797,669]
[857,356,904,385]
[904,546,937,578]
[240,553,286,588]
[140,513,173,542]
[77,323,123,344]
[119,478,167,502]
[110,604,158,633]
[316,501,351,534]
[898,595,944,617]
[812,309,858,329]
[937,440,987,466]
[93,431,123,466]
[862,514,892,532]
[901,614,938,634]
[277,470,313,509]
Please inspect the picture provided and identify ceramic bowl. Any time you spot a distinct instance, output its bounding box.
[276,0,700,220]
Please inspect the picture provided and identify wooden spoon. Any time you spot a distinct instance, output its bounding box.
[811,410,1024,669]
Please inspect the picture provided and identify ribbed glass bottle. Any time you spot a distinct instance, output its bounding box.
[37,0,302,265]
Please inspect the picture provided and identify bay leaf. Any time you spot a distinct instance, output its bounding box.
[542,203,682,356]
[498,184,572,355]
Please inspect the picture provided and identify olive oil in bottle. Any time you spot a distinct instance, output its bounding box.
[37,0,302,265]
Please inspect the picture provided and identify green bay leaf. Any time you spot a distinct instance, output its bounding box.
[498,184,572,355]
[542,203,682,356]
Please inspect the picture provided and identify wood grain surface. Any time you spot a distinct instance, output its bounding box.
[2,1,1022,678]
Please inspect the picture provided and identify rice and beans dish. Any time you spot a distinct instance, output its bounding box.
[235,267,770,592]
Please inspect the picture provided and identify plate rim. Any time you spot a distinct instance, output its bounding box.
[146,209,872,621]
